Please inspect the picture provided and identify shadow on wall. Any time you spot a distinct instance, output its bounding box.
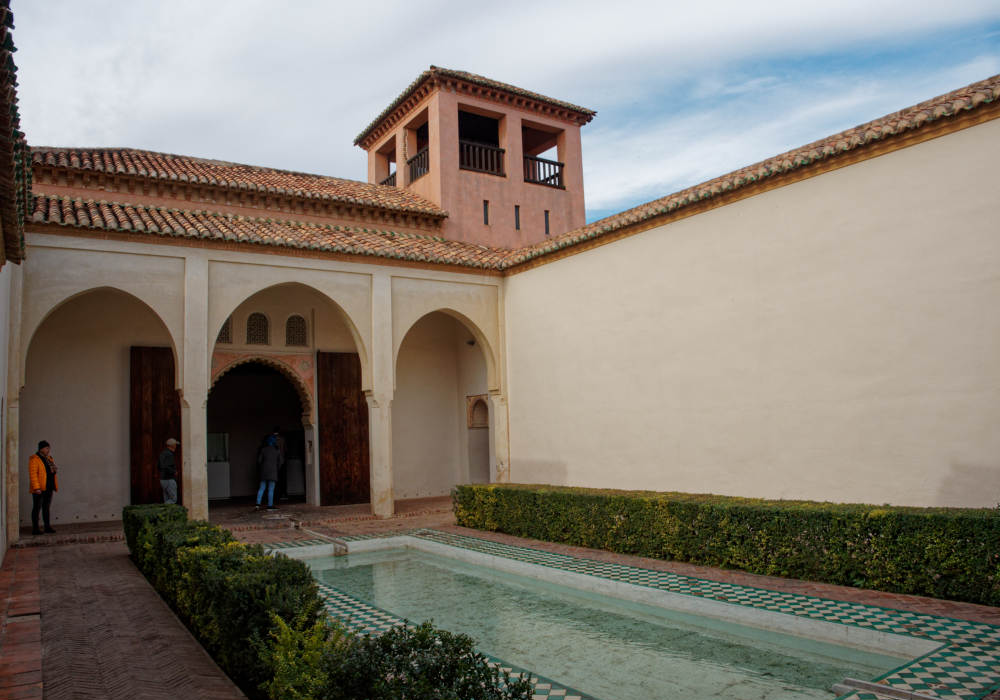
[509,459,568,486]
[938,461,1000,508]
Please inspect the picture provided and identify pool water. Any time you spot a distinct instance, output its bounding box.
[307,548,904,700]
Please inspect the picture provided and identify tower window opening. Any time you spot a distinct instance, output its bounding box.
[544,210,550,237]
[483,200,490,225]
[514,205,520,231]
[459,110,505,176]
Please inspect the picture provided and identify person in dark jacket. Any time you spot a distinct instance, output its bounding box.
[158,438,179,504]
[256,435,282,510]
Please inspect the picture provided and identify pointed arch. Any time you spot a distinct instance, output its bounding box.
[210,281,370,390]
[394,307,497,391]
[21,285,180,389]
[209,354,313,421]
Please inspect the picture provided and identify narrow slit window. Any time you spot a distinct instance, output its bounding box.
[514,205,520,231]
[216,316,232,344]
[483,200,490,225]
[285,315,307,346]
[544,210,550,236]
[246,312,269,345]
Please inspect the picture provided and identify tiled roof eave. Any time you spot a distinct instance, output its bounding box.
[28,193,509,272]
[29,147,448,221]
[354,66,596,147]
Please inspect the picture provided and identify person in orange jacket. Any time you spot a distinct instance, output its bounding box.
[29,440,58,535]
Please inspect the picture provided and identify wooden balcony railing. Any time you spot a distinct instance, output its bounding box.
[459,140,505,176]
[407,147,429,182]
[379,172,396,187]
[523,155,565,188]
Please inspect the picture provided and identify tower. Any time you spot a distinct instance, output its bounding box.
[355,67,595,248]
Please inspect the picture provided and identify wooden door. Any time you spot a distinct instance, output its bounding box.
[130,346,181,504]
[317,351,370,505]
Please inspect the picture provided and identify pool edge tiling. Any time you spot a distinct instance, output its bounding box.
[267,529,1000,700]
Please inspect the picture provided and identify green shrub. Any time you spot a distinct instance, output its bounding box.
[454,484,1000,606]
[322,621,533,700]
[122,503,186,555]
[261,612,346,700]
[174,542,321,696]
[138,519,236,602]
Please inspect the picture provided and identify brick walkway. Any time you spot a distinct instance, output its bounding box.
[35,542,245,700]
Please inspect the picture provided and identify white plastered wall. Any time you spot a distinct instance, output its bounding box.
[20,288,174,523]
[392,311,488,498]
[504,118,1000,508]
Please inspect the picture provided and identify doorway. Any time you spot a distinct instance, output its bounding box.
[207,362,306,503]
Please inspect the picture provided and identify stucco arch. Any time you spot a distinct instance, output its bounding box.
[389,277,501,392]
[393,307,498,391]
[21,285,180,389]
[209,274,371,389]
[209,354,313,423]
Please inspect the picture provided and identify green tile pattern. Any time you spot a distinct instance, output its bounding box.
[271,530,1000,700]
[265,538,331,549]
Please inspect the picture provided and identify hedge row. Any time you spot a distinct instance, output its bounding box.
[452,484,1000,606]
[123,504,534,700]
[123,504,321,699]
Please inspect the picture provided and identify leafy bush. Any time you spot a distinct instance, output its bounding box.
[122,509,321,699]
[174,542,321,695]
[122,503,186,555]
[322,621,533,700]
[137,519,236,599]
[454,483,1000,606]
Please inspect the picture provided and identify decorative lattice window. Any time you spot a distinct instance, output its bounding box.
[246,312,269,345]
[216,316,233,344]
[285,315,307,347]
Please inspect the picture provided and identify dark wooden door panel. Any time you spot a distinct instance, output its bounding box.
[317,351,370,505]
[130,346,181,505]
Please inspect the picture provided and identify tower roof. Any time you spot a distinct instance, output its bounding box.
[354,66,596,149]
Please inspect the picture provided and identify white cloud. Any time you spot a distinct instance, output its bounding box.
[10,0,1000,218]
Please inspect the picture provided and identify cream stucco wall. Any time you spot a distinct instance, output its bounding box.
[393,312,489,498]
[504,118,1000,508]
[20,288,174,523]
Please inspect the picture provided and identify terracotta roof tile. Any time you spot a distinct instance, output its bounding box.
[355,66,596,146]
[505,73,1000,268]
[29,147,447,218]
[30,194,511,270]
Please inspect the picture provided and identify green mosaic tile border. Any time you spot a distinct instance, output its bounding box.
[350,529,1000,700]
[314,581,593,699]
[266,538,331,549]
[269,529,1000,700]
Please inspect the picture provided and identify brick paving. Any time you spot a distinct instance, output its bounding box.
[2,495,998,700]
[37,542,245,700]
[0,548,42,699]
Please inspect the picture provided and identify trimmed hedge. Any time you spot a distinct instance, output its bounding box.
[124,505,321,699]
[122,503,186,554]
[453,484,1000,606]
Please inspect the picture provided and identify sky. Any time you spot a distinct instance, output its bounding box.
[11,1,1000,223]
